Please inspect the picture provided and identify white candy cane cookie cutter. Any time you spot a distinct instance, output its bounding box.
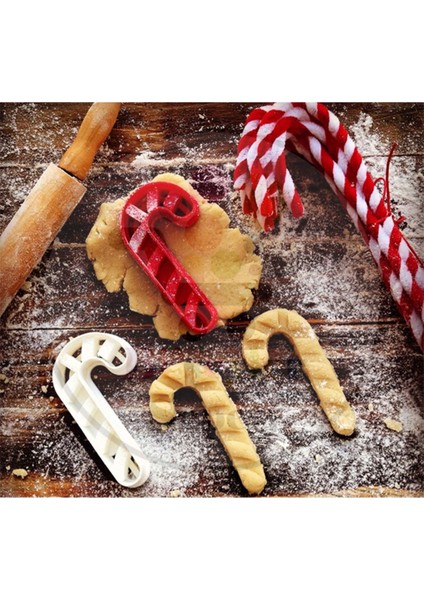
[52,332,150,488]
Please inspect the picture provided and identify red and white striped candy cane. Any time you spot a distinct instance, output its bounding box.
[234,102,424,351]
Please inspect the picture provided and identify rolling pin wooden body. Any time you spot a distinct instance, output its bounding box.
[0,103,121,317]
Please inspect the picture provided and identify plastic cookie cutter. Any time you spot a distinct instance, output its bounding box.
[120,181,218,335]
[52,332,150,488]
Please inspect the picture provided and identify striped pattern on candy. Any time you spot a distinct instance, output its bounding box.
[234,102,424,351]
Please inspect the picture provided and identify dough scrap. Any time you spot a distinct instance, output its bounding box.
[86,173,262,340]
[383,418,403,432]
[149,361,267,495]
[12,468,28,479]
[242,308,356,436]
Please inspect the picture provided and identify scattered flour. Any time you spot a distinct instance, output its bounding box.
[350,111,423,249]
[1,104,423,497]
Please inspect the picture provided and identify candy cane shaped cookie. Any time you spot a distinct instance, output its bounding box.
[149,362,267,495]
[53,332,150,487]
[242,309,356,436]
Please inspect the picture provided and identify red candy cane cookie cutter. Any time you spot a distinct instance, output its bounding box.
[120,181,218,335]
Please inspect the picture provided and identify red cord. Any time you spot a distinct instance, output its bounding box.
[374,142,405,226]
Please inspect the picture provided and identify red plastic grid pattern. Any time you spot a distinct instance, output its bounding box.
[120,181,218,335]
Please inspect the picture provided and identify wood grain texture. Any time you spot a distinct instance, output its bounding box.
[0,102,423,498]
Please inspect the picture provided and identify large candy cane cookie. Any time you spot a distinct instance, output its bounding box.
[86,173,262,340]
[149,362,267,495]
[242,309,356,436]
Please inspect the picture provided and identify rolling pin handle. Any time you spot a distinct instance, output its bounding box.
[59,102,121,181]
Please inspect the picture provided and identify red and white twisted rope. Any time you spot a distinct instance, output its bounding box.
[234,102,424,351]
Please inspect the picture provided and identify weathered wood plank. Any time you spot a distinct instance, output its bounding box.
[1,389,422,498]
[1,103,422,165]
[1,323,422,407]
[1,320,422,497]
[0,238,408,330]
[0,102,422,498]
[1,137,422,249]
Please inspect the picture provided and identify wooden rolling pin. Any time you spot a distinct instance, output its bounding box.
[0,102,121,317]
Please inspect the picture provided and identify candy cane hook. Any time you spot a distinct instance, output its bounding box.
[149,362,266,494]
[234,103,424,351]
[53,332,150,488]
[242,309,356,436]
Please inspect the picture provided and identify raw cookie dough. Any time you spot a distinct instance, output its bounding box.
[149,361,267,495]
[86,173,262,340]
[242,308,356,436]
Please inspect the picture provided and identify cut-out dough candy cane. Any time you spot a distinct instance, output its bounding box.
[242,309,356,436]
[149,362,267,495]
[52,332,150,488]
[234,103,424,351]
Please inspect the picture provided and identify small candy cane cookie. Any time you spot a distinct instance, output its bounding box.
[242,309,356,436]
[149,362,267,495]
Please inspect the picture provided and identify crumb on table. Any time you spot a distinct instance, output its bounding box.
[12,468,28,479]
[383,418,403,432]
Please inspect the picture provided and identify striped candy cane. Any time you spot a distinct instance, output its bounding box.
[234,102,424,351]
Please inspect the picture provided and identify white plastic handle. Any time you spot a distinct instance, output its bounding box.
[52,332,150,488]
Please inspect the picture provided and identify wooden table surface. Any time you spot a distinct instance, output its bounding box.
[0,102,423,498]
